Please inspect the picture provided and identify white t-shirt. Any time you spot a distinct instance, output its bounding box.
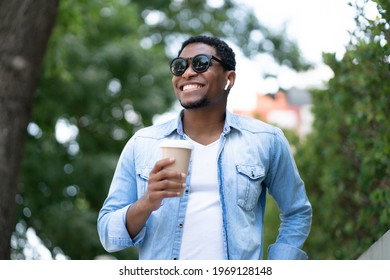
[179,136,225,260]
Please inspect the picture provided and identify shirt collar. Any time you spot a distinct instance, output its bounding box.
[163,109,241,137]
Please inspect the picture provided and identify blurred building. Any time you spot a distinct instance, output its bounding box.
[234,88,313,136]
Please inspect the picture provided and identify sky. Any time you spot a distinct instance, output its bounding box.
[226,0,359,110]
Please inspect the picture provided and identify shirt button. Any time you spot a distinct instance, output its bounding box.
[173,257,177,260]
[178,223,183,228]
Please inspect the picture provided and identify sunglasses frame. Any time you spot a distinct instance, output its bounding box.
[170,54,230,76]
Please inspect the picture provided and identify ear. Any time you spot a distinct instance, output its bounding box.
[224,71,236,91]
[224,80,230,90]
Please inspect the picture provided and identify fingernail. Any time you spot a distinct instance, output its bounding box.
[181,172,186,178]
[182,183,186,188]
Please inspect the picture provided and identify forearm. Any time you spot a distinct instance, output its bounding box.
[98,204,135,252]
[276,203,312,246]
[267,198,312,259]
[125,195,154,238]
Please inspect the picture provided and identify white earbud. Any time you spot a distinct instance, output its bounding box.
[224,80,230,90]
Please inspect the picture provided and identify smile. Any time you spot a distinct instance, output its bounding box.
[182,84,203,91]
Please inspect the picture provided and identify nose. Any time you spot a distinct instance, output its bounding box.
[181,63,198,79]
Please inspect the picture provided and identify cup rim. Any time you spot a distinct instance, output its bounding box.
[159,139,193,150]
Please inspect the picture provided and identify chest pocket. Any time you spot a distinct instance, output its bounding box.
[136,167,152,198]
[236,164,265,211]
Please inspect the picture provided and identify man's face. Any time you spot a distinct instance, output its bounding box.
[172,43,228,110]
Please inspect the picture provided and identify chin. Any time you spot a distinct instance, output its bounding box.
[180,98,209,109]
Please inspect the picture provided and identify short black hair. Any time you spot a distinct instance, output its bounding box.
[178,35,236,71]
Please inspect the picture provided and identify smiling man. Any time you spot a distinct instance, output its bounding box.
[97,35,312,260]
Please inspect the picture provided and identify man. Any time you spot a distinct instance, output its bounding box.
[97,35,312,260]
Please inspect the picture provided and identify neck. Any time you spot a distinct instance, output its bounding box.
[182,108,226,145]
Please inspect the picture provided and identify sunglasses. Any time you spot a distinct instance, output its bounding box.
[170,54,231,76]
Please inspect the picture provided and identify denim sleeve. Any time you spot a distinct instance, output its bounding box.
[97,138,146,252]
[268,243,308,259]
[266,127,312,260]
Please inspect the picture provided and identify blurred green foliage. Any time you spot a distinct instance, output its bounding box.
[295,0,390,259]
[13,0,309,259]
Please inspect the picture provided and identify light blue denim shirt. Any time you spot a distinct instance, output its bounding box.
[97,110,312,260]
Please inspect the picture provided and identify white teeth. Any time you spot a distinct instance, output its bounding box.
[183,84,202,91]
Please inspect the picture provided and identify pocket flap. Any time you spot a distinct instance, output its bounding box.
[136,167,152,180]
[236,164,265,180]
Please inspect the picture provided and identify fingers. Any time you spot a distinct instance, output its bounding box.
[147,158,187,200]
[145,179,185,211]
[153,176,185,188]
[151,170,186,185]
[149,158,186,184]
[149,176,186,194]
[151,157,175,173]
[149,187,183,200]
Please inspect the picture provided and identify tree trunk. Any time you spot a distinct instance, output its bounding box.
[0,0,59,259]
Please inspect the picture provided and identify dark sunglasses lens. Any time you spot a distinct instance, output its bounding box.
[171,58,187,76]
[192,55,211,73]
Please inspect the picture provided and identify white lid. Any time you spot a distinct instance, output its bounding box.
[160,139,193,150]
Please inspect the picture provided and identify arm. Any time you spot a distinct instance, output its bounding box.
[266,128,312,260]
[97,138,185,252]
[125,158,186,238]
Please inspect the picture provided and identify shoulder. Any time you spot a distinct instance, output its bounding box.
[228,112,280,135]
[133,117,178,140]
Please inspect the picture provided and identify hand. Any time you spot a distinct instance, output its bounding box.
[125,158,186,238]
[144,158,186,211]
